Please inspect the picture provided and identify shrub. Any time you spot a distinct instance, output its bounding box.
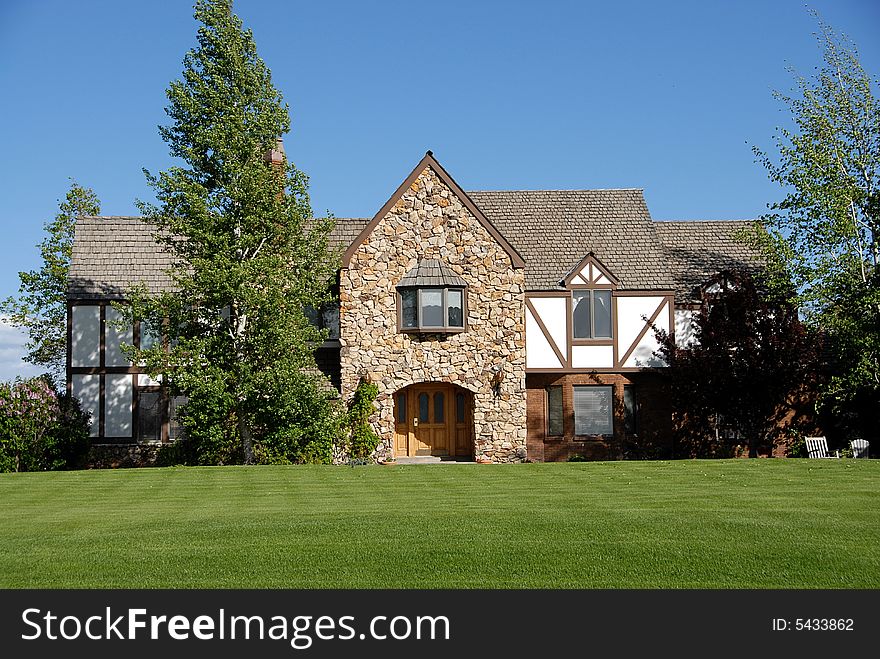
[345,378,380,460]
[0,377,90,472]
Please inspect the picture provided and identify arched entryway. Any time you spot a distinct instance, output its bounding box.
[393,383,474,458]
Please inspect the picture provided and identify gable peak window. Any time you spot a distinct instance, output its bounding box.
[397,259,466,333]
[572,289,612,339]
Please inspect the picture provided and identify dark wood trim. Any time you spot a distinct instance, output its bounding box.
[568,283,615,290]
[562,252,620,288]
[525,291,570,298]
[70,367,145,375]
[616,297,668,368]
[66,302,72,396]
[342,151,525,269]
[612,290,676,297]
[525,367,656,374]
[132,373,139,442]
[525,298,567,368]
[612,295,619,368]
[98,374,105,438]
[99,304,106,369]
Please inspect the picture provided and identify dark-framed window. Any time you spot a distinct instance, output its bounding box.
[572,289,612,339]
[399,287,465,332]
[623,385,637,435]
[573,385,613,436]
[137,389,163,442]
[547,385,563,436]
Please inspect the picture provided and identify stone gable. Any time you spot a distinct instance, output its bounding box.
[340,165,527,462]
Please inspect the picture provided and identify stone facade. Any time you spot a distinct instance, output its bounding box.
[87,442,162,469]
[340,166,527,462]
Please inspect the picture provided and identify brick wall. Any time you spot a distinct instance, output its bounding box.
[525,372,672,462]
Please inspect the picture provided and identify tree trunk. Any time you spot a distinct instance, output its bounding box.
[238,413,255,465]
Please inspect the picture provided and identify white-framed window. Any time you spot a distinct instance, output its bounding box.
[572,290,612,339]
[573,385,613,435]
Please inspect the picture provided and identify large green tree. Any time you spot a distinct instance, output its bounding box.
[133,0,339,464]
[752,16,879,429]
[655,270,820,458]
[2,182,101,380]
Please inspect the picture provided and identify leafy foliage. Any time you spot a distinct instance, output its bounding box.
[344,378,381,461]
[749,14,879,434]
[0,377,90,472]
[1,183,100,381]
[654,270,822,458]
[130,0,340,464]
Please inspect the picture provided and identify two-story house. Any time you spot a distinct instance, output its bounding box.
[67,151,759,464]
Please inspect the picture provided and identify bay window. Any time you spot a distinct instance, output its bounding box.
[399,287,465,332]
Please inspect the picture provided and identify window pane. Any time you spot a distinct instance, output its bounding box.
[71,306,101,367]
[447,289,463,327]
[456,392,465,423]
[401,290,418,328]
[573,386,612,435]
[169,395,188,440]
[140,319,160,351]
[105,306,133,367]
[624,386,636,435]
[547,386,563,436]
[420,289,444,327]
[396,393,407,424]
[138,391,162,441]
[139,394,162,441]
[434,392,445,423]
[594,290,612,338]
[418,393,429,422]
[572,291,591,338]
[105,374,133,437]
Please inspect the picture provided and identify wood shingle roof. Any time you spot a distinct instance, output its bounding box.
[653,220,763,303]
[67,209,760,303]
[467,189,672,291]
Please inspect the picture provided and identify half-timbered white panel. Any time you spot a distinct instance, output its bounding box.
[105,374,132,437]
[619,298,670,368]
[571,345,614,368]
[105,306,133,367]
[616,296,664,357]
[529,297,567,351]
[675,309,697,348]
[525,305,564,369]
[138,373,162,387]
[72,374,100,438]
[71,306,100,367]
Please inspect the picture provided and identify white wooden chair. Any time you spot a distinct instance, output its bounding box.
[805,436,839,459]
[851,439,870,459]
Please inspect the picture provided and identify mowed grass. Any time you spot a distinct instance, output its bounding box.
[0,460,878,588]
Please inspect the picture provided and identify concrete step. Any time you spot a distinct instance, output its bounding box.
[394,456,443,464]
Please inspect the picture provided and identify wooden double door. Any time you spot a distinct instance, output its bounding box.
[393,383,473,458]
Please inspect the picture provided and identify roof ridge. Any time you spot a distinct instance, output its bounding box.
[467,188,645,193]
[654,218,758,223]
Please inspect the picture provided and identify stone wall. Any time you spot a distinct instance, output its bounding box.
[340,165,527,462]
[87,442,162,469]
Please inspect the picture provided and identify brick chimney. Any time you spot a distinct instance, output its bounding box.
[264,137,285,167]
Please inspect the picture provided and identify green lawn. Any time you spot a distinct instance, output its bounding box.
[0,460,877,588]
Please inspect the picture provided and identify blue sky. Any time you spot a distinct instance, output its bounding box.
[0,0,878,380]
